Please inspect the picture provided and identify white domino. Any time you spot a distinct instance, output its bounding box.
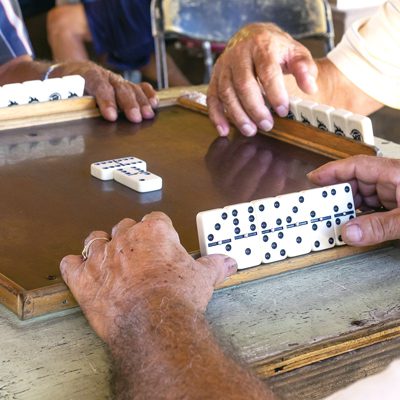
[196,208,232,257]
[346,114,374,145]
[296,100,318,125]
[113,167,162,192]
[61,75,85,98]
[197,183,355,270]
[287,96,302,120]
[312,104,334,131]
[252,197,288,264]
[284,96,374,145]
[330,183,356,245]
[90,157,146,180]
[0,75,86,109]
[2,83,29,106]
[224,202,262,269]
[330,109,353,137]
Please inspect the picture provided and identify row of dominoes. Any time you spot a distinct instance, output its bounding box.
[90,156,162,192]
[180,91,374,145]
[0,75,85,107]
[196,183,355,270]
[288,96,374,145]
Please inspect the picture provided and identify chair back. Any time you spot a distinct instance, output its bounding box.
[151,0,334,88]
[162,0,333,43]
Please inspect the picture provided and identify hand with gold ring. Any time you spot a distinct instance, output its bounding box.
[60,212,237,345]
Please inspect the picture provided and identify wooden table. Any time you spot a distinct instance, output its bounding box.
[1,90,400,399]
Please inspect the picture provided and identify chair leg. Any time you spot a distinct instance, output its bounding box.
[150,0,169,89]
[154,34,169,89]
[202,40,213,84]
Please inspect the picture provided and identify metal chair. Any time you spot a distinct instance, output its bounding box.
[151,0,335,89]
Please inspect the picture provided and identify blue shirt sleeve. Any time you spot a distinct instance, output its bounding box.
[0,0,33,64]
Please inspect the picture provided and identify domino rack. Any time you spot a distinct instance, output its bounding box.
[0,88,399,384]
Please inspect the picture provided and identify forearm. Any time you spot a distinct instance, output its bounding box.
[109,295,276,400]
[0,55,50,85]
[285,58,383,115]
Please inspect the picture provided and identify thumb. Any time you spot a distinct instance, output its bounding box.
[342,209,400,246]
[196,254,238,286]
[60,255,84,289]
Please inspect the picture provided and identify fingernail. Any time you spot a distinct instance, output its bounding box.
[217,124,229,136]
[142,105,155,119]
[105,107,118,121]
[150,97,159,108]
[130,108,142,123]
[345,224,362,243]
[276,105,288,117]
[307,75,318,93]
[241,123,257,136]
[259,119,273,131]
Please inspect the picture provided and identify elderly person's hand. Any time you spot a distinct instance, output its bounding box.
[308,156,400,246]
[60,212,237,344]
[207,23,318,137]
[53,61,158,123]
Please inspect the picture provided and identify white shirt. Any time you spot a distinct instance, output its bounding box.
[327,0,400,109]
[324,359,400,399]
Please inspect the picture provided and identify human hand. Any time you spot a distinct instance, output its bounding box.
[308,155,400,246]
[207,23,318,137]
[54,61,158,123]
[60,212,237,344]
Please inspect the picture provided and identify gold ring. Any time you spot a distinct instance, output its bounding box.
[82,237,109,260]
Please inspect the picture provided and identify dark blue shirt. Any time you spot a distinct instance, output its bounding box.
[83,0,154,71]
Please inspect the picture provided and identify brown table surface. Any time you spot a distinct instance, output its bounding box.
[1,103,400,399]
[0,105,329,292]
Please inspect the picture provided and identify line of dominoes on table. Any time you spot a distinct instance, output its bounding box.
[288,97,374,145]
[0,75,85,107]
[197,183,355,270]
[90,156,162,192]
[182,91,375,145]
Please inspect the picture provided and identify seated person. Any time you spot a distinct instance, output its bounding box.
[60,155,400,399]
[47,0,190,86]
[207,1,399,137]
[0,0,157,123]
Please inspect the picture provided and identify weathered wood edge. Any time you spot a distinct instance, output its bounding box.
[253,319,400,378]
[0,242,390,320]
[176,96,380,159]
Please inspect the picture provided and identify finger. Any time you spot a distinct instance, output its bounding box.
[215,66,258,137]
[110,78,144,123]
[342,208,400,246]
[140,82,158,109]
[111,218,137,238]
[125,82,155,120]
[141,211,174,226]
[286,52,318,94]
[254,50,289,117]
[141,211,180,243]
[84,230,110,246]
[83,230,110,259]
[308,156,396,187]
[196,254,238,286]
[92,80,119,122]
[230,54,274,130]
[207,69,231,137]
[60,254,83,288]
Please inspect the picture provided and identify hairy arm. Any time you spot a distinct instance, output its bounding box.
[110,296,275,400]
[60,212,276,400]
